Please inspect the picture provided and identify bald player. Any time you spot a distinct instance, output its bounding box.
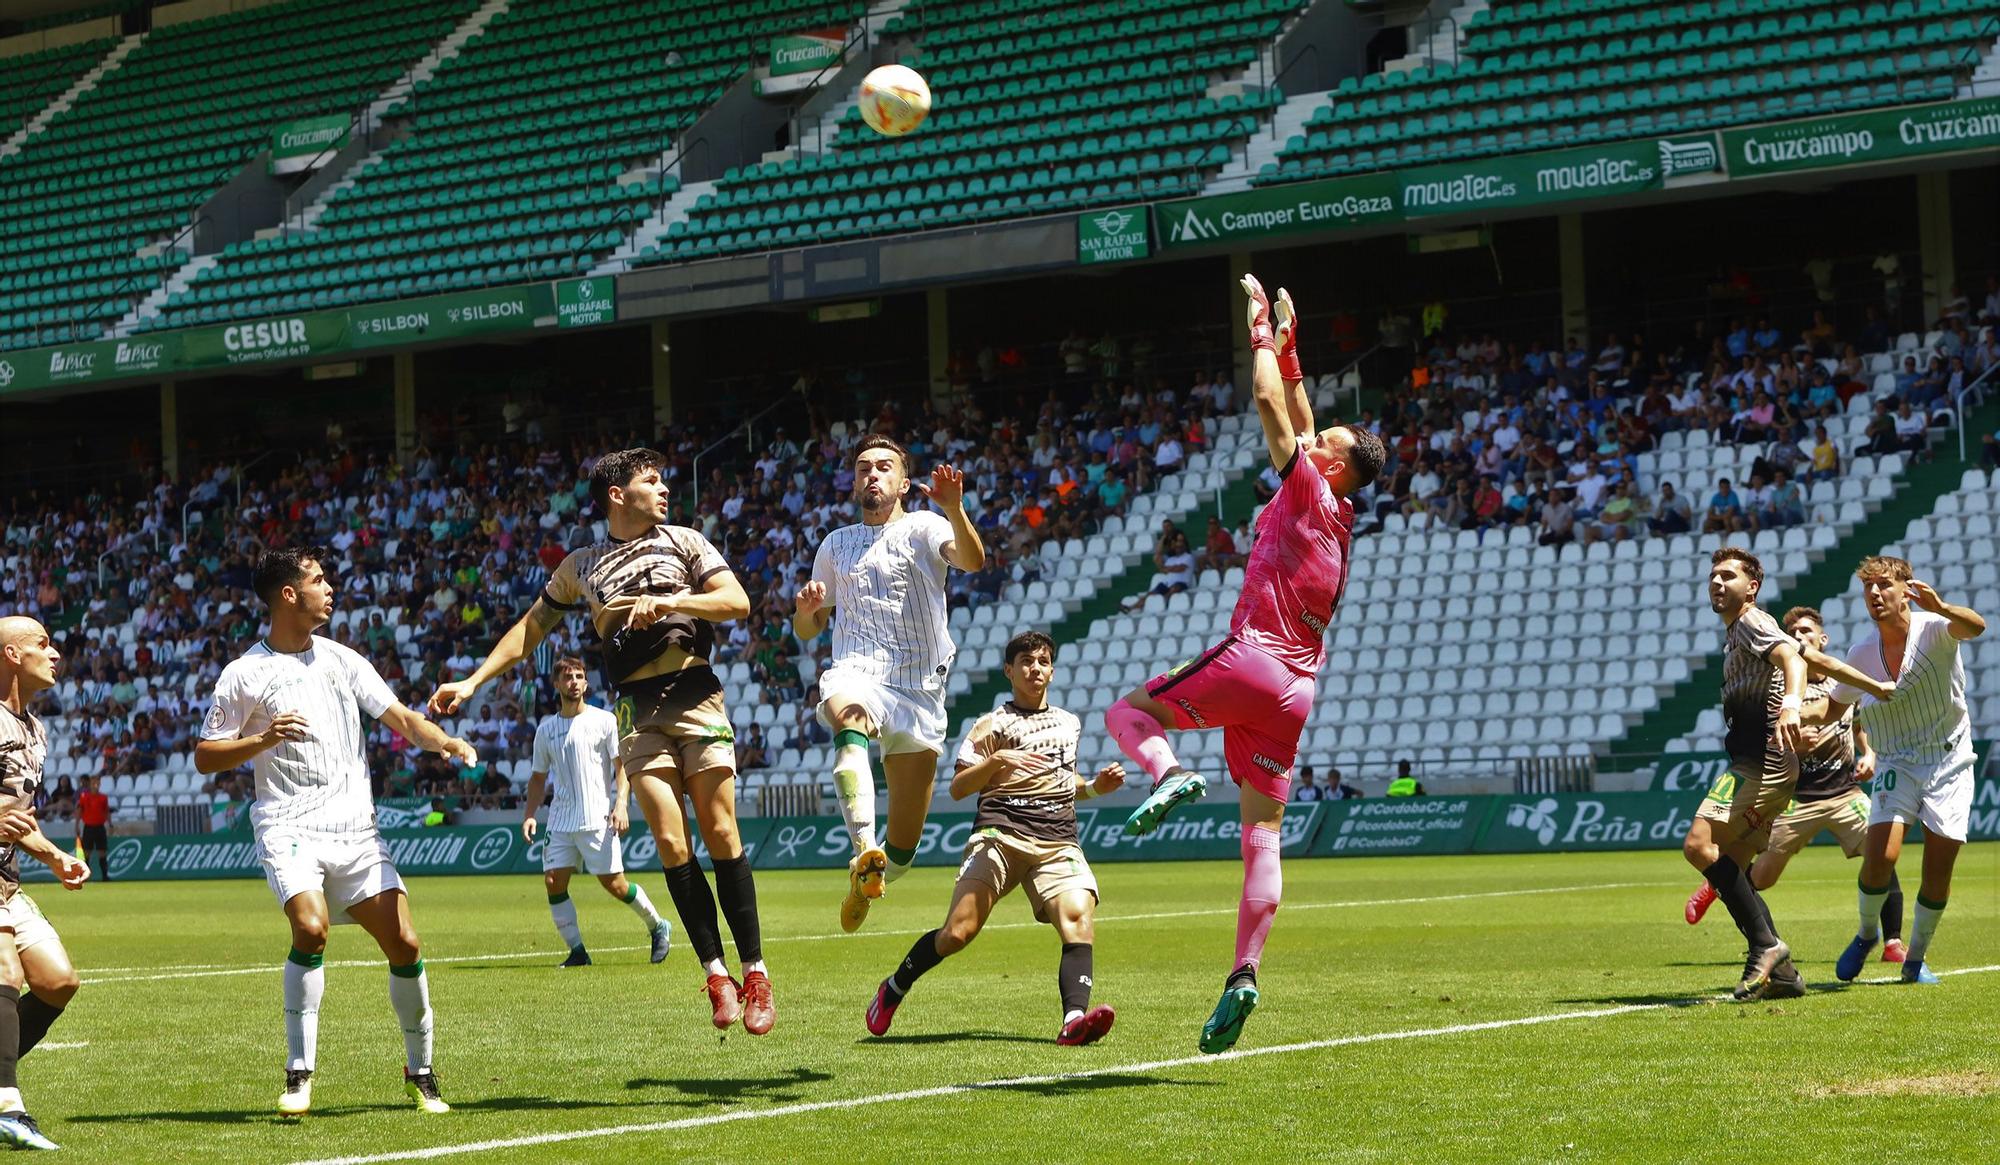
[0,617,96,1150]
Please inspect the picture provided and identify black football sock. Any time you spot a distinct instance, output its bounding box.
[0,985,19,1090]
[15,994,63,1057]
[886,929,947,999]
[711,855,763,965]
[1702,857,1777,948]
[1883,869,1906,942]
[1059,942,1094,1016]
[663,859,725,967]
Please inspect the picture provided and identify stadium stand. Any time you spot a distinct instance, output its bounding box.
[631,0,1292,263]
[0,0,479,351]
[144,0,870,329]
[1256,0,2000,185]
[2,326,1243,823]
[0,37,114,139]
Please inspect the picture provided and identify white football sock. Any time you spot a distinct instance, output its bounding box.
[388,963,433,1074]
[549,894,583,950]
[622,883,663,929]
[284,955,323,1072]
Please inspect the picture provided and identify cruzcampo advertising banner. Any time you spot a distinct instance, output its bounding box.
[269,114,352,175]
[769,31,843,76]
[1158,138,1661,249]
[1724,96,2000,178]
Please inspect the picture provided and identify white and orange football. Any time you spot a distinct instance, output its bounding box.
[858,64,932,137]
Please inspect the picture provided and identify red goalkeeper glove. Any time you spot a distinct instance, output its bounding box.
[1274,287,1302,382]
[1240,274,1276,352]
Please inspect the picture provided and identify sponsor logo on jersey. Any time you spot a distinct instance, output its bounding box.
[1175,699,1207,729]
[1300,609,1327,635]
[1251,753,1287,776]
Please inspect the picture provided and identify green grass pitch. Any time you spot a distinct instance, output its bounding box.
[26,844,2000,1163]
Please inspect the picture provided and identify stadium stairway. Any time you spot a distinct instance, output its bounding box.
[629,0,1295,267]
[108,0,512,335]
[591,0,908,274]
[0,33,139,159]
[139,0,865,329]
[1396,0,1487,70]
[1612,389,2000,762]
[1,0,485,351]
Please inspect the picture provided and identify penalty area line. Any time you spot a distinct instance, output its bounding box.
[285,961,2000,1165]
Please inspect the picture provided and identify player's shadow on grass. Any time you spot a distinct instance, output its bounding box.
[68,1095,624,1125]
[984,1074,1219,1098]
[1552,991,1724,1007]
[860,1030,1052,1047]
[625,1067,835,1108]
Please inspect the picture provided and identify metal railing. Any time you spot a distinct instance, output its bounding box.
[1955,358,1998,462]
[790,19,876,158]
[689,394,796,512]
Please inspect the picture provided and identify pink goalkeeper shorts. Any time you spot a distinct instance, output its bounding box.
[1144,634,1315,803]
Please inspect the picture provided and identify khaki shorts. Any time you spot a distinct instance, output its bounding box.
[614,671,736,779]
[1695,755,1800,849]
[953,828,1097,925]
[1767,791,1872,859]
[0,891,58,953]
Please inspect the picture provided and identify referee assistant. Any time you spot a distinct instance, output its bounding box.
[76,777,110,882]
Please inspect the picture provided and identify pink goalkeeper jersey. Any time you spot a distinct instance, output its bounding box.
[1231,440,1354,676]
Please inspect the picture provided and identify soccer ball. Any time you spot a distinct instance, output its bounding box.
[858,64,931,137]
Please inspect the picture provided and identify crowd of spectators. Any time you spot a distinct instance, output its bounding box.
[1352,277,1999,547]
[1,327,1236,823]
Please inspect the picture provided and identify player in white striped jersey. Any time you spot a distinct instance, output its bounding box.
[431,449,772,1035]
[196,548,476,1117]
[792,436,985,932]
[0,617,91,1151]
[865,631,1124,1046]
[522,656,670,968]
[1809,556,1986,985]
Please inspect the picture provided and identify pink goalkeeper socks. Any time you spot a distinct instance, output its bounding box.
[1105,699,1180,783]
[1235,824,1283,971]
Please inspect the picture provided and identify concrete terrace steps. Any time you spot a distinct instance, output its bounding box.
[0,32,145,160]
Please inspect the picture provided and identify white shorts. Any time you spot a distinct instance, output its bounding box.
[257,829,405,923]
[815,664,948,757]
[1868,751,1977,843]
[542,827,624,876]
[0,892,58,953]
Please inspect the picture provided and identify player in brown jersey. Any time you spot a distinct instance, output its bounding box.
[430,449,773,1034]
[864,631,1124,1046]
[0,617,91,1150]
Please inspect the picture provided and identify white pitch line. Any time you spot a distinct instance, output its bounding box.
[78,880,1672,986]
[36,1041,86,1050]
[284,960,2000,1165]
